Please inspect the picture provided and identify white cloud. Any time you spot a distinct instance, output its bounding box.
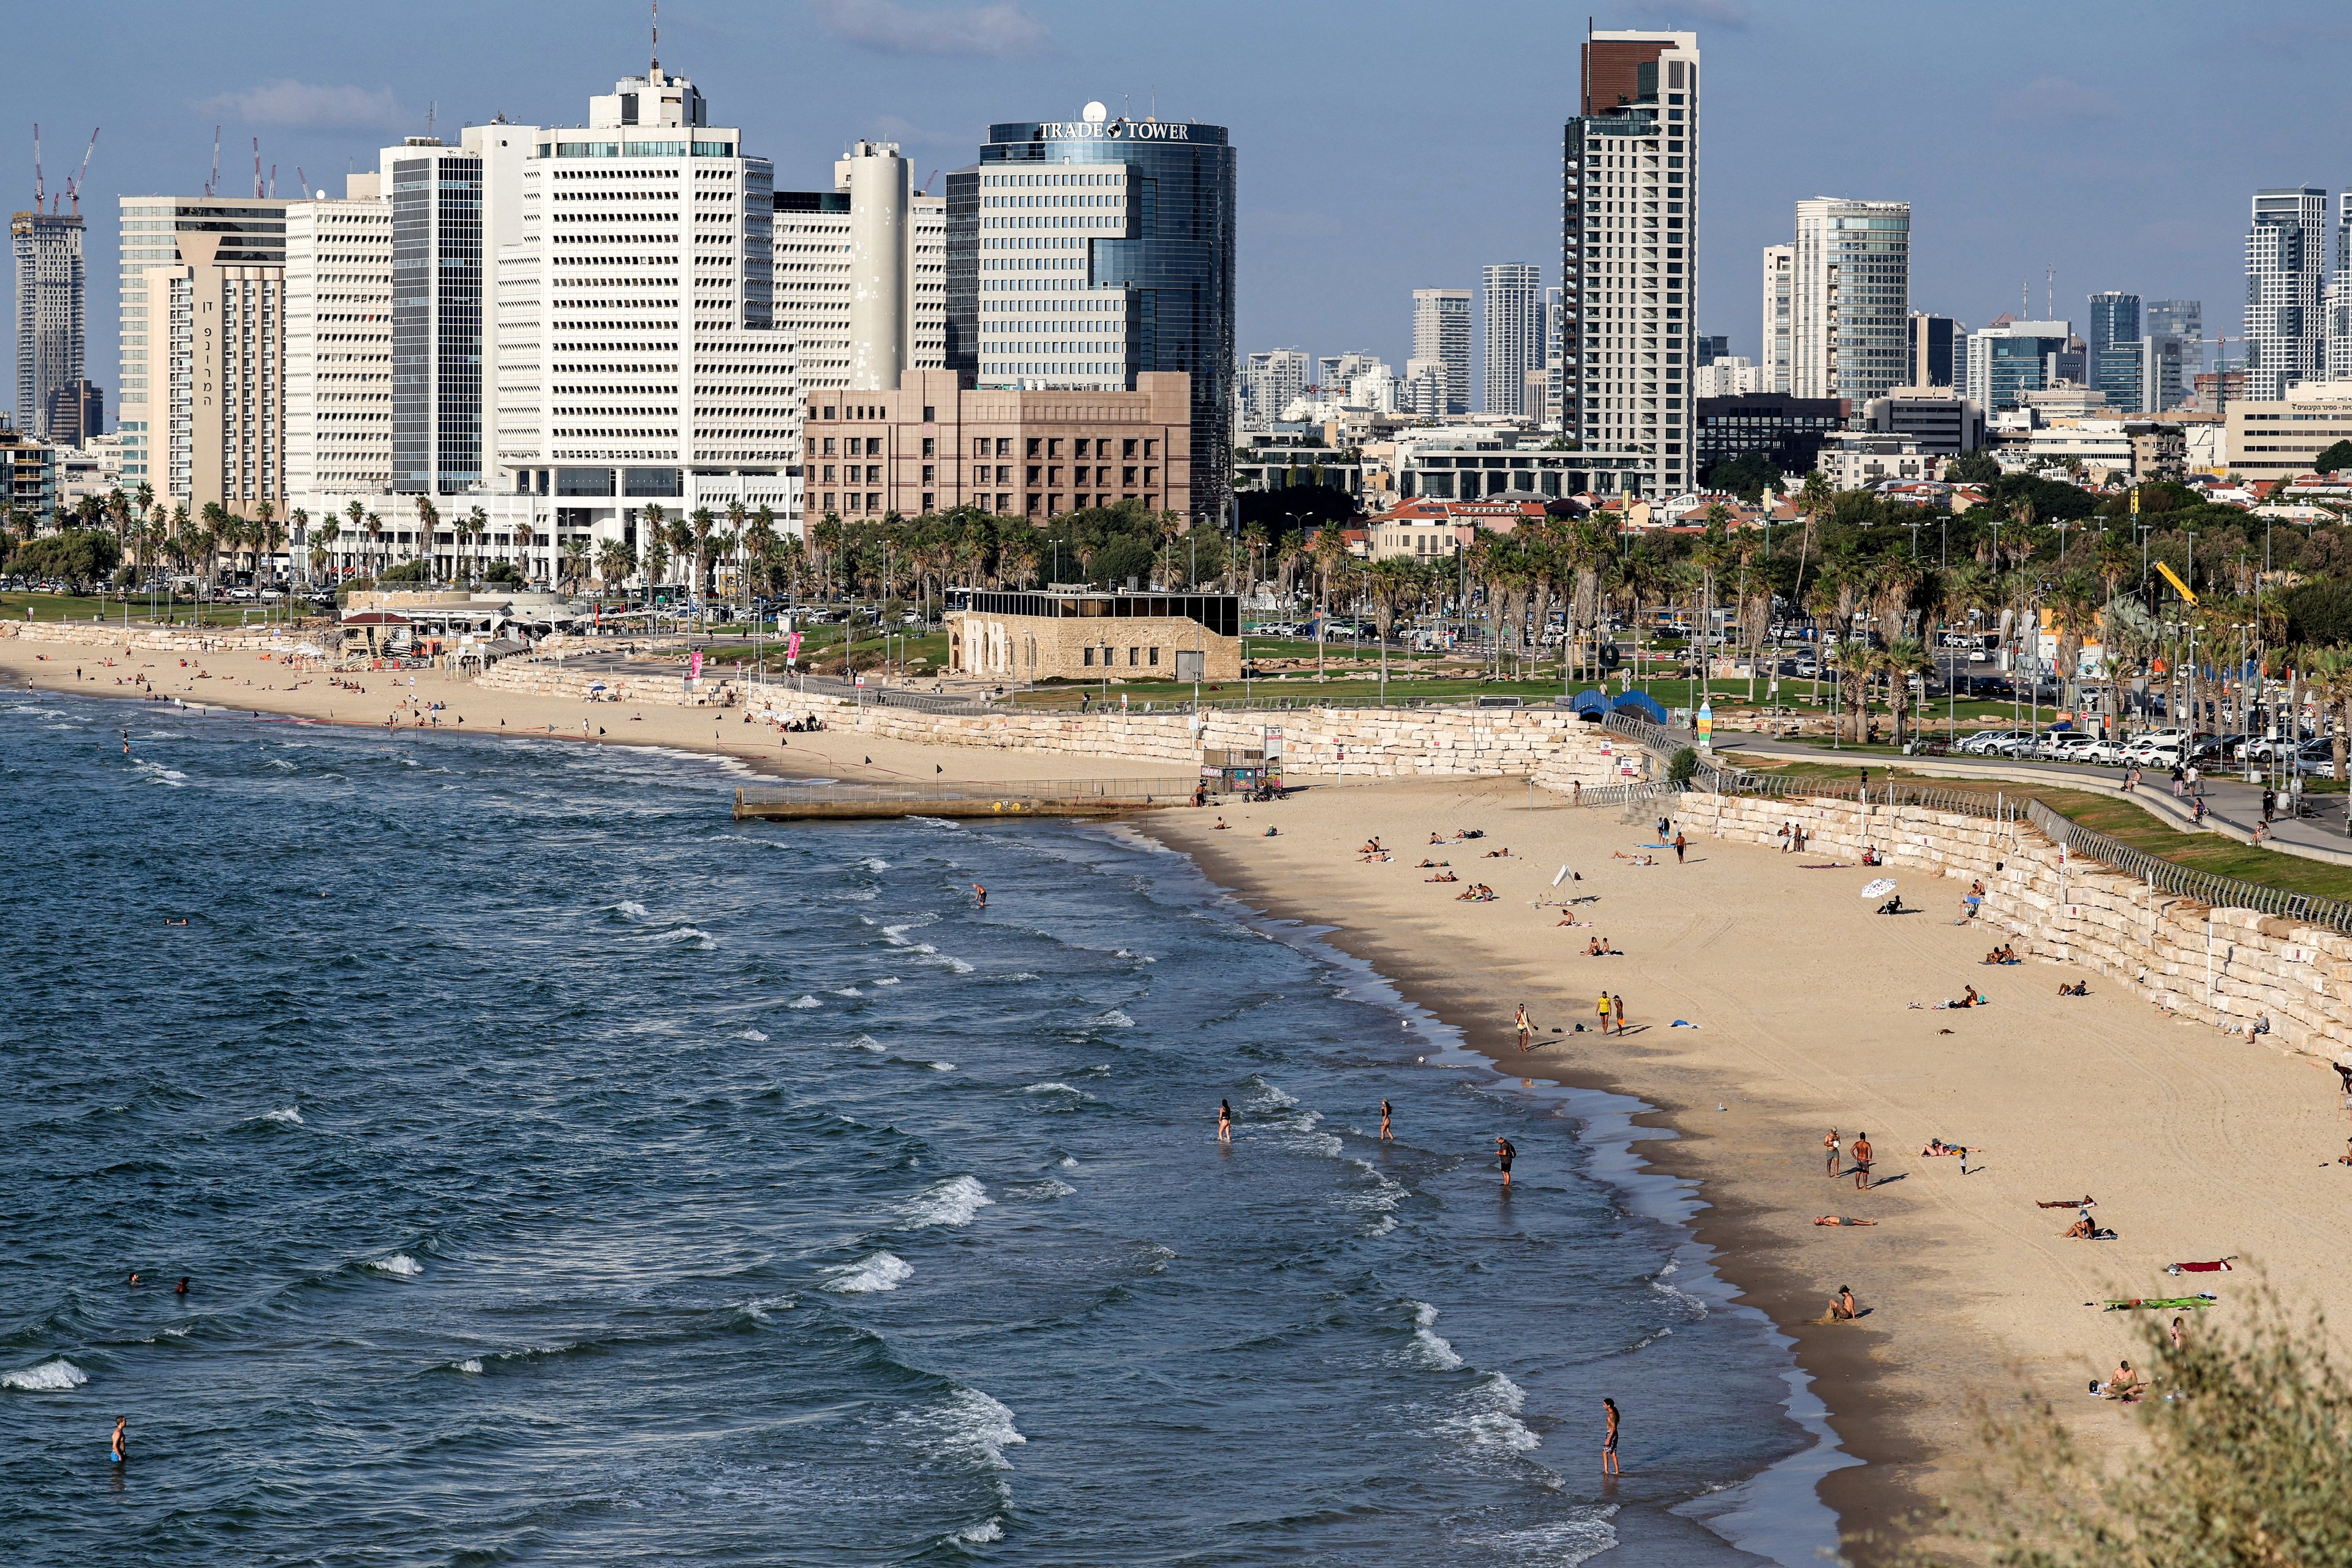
[195,80,406,131]
[809,0,1050,58]
[1623,0,1749,29]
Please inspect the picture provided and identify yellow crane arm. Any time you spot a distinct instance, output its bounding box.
[2154,559,2198,605]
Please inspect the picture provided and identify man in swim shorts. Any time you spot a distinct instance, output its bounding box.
[1850,1132,1872,1191]
[1496,1136,1516,1188]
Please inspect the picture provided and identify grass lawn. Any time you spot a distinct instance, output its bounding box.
[1,590,315,628]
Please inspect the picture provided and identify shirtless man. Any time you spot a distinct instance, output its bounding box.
[2103,1359,2143,1401]
[1496,1136,1516,1188]
[111,1416,127,1465]
[1850,1133,1873,1191]
[1823,1129,1841,1177]
[1515,1005,1535,1052]
[1829,1286,1860,1320]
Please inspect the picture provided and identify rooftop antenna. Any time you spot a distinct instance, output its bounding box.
[652,0,660,74]
[67,127,97,216]
[31,123,42,213]
[253,137,263,199]
[2020,278,2027,315]
[208,126,221,198]
[268,163,277,197]
[427,101,437,139]
[2046,264,2054,322]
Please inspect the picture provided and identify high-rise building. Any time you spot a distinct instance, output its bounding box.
[949,105,1237,521]
[140,231,287,516]
[2087,290,2143,412]
[115,195,290,491]
[42,379,102,447]
[1411,288,1472,415]
[2146,300,2202,373]
[13,206,86,442]
[492,62,799,565]
[1694,333,1728,364]
[1480,264,1543,416]
[1964,320,2077,412]
[1789,198,1909,404]
[285,176,394,501]
[1403,357,1447,418]
[774,141,946,395]
[1760,245,1792,395]
[388,138,484,495]
[1907,313,1959,388]
[1243,348,1308,426]
[2246,187,2326,400]
[1561,29,1700,497]
[1543,286,1567,426]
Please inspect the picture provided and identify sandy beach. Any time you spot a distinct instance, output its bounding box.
[1142,777,2352,1561]
[18,631,2348,1559]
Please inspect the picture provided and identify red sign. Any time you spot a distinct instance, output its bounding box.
[690,650,704,681]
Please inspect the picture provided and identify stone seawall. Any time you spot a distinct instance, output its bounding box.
[1651,785,2351,1065]
[472,659,1630,783]
[1,620,288,654]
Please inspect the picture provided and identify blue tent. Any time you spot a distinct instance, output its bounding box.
[1568,688,1613,718]
[1611,690,1669,725]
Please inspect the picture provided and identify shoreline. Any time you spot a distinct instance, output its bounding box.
[1148,815,1915,1563]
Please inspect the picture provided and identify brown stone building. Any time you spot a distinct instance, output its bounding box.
[804,368,1190,523]
[947,587,1240,682]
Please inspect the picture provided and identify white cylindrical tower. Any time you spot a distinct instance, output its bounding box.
[843,140,910,391]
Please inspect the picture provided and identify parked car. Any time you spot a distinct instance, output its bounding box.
[2041,733,2101,763]
[1958,729,2019,755]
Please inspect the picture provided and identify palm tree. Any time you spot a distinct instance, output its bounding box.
[1363,556,1422,703]
[1310,521,1349,680]
[560,535,590,595]
[2048,573,2102,718]
[1879,637,1931,750]
[2305,646,2352,784]
[597,537,635,595]
[414,497,441,581]
[688,506,716,629]
[466,505,491,586]
[364,511,385,580]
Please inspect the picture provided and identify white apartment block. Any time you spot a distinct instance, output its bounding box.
[1761,244,1792,394]
[2247,187,2326,401]
[1559,29,1702,498]
[1694,355,1762,398]
[491,64,799,584]
[285,179,393,500]
[1790,198,1909,404]
[1243,347,1308,426]
[1411,288,1472,415]
[1481,263,1543,416]
[773,141,944,394]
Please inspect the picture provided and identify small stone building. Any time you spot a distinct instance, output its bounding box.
[948,587,1240,682]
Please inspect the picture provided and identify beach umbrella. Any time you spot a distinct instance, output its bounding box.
[294,643,325,657]
[1861,878,1897,899]
[589,682,609,693]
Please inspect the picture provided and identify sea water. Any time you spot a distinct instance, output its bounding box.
[0,691,1838,1564]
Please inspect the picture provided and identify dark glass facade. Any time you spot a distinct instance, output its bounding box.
[943,168,980,385]
[950,118,1235,521]
[391,151,483,494]
[1693,393,1847,480]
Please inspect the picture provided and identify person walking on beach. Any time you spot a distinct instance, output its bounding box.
[1596,992,1613,1035]
[1380,1099,1393,1140]
[1515,1004,1535,1052]
[1602,1398,1621,1476]
[1218,1099,1233,1145]
[1496,1136,1517,1188]
[1850,1131,1873,1191]
[110,1417,126,1466]
[1611,993,1627,1036]
[1823,1130,1841,1177]
[1673,832,1686,865]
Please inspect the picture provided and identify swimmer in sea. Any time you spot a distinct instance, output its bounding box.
[176,1277,189,1295]
[1380,1099,1392,1140]
[1218,1099,1232,1144]
[972,883,987,908]
[111,1417,126,1465]
[1496,1136,1516,1188]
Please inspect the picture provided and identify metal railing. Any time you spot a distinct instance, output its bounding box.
[737,776,1199,809]
[2026,798,2352,933]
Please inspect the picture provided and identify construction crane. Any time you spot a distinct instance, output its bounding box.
[207,126,221,198]
[922,168,940,195]
[31,123,42,212]
[252,137,262,199]
[297,166,309,200]
[66,127,97,216]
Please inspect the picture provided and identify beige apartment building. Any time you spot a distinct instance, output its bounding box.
[2227,380,2352,480]
[804,367,1189,522]
[947,586,1241,682]
[144,231,285,518]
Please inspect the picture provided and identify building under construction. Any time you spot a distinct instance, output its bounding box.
[13,126,97,443]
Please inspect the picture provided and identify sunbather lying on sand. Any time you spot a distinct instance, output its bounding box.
[1417,858,1447,868]
[2062,1214,2118,1240]
[1482,848,1512,858]
[2036,1196,2095,1209]
[1921,1139,1973,1158]
[2059,980,2089,996]
[1814,1217,1879,1227]
[1427,872,1459,883]
[1613,851,1657,866]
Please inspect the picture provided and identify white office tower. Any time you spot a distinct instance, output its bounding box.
[2246,187,2327,400]
[1410,288,1472,413]
[1481,263,1543,415]
[1244,347,1308,425]
[1403,357,1447,417]
[844,141,908,390]
[774,146,944,394]
[284,178,393,501]
[1762,244,1792,393]
[494,62,798,579]
[1790,198,1909,404]
[1560,29,1700,497]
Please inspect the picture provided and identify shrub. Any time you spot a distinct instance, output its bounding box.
[1668,745,1698,786]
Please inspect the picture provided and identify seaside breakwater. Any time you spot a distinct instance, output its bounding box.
[475,657,1633,782]
[1608,782,2352,1068]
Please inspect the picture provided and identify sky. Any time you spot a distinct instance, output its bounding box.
[13,0,2352,418]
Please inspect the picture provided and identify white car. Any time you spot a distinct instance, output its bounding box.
[1962,729,2022,755]
[2041,733,2099,761]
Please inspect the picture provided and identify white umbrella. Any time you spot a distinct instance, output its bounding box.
[295,642,325,657]
[1861,878,1897,899]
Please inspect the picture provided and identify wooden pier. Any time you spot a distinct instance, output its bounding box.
[733,777,1200,822]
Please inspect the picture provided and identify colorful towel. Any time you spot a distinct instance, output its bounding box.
[2099,1294,2217,1311]
[2166,1259,2236,1275]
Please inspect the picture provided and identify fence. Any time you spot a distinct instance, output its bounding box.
[736,776,1199,810]
[2026,798,2352,934]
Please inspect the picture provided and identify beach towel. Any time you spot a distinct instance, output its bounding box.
[1670,1020,1699,1028]
[1798,862,1849,869]
[2099,1295,2217,1311]
[2166,1259,2236,1275]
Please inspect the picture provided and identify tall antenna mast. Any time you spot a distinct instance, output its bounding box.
[2046,264,2054,322]
[298,165,309,200]
[208,126,221,198]
[253,137,263,199]
[652,0,660,74]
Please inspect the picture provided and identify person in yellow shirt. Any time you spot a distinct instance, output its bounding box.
[1597,993,1613,1033]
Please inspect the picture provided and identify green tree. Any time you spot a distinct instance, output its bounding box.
[2314,439,2352,473]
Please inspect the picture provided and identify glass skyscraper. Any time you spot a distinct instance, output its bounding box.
[390,144,483,494]
[947,109,1236,521]
[2088,290,2143,413]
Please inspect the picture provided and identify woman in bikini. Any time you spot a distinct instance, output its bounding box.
[1218,1099,1233,1145]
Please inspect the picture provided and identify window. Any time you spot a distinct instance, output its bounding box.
[823,406,837,420]
[865,437,883,456]
[922,465,935,483]
[974,437,989,456]
[996,438,1011,457]
[1026,437,1041,458]
[823,464,836,482]
[921,405,935,422]
[1074,438,1090,457]
[1083,645,1095,666]
[973,464,987,483]
[1123,438,1137,458]
[1148,647,1159,666]
[823,437,836,456]
[921,437,935,457]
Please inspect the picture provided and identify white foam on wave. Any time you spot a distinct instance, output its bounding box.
[607,899,651,920]
[926,1060,956,1072]
[737,1028,770,1042]
[368,1253,425,1277]
[925,1388,1027,1471]
[454,1357,485,1374]
[874,976,901,986]
[788,995,822,1009]
[858,857,891,872]
[1114,948,1155,962]
[824,1251,913,1294]
[902,1174,993,1228]
[1444,1371,1540,1452]
[1022,1082,1093,1099]
[647,926,715,948]
[1459,1510,1619,1566]
[848,1035,886,1052]
[2,1358,88,1392]
[739,1293,795,1322]
[1006,1177,1077,1200]
[831,987,863,997]
[258,1106,304,1126]
[1409,1300,1465,1370]
[1058,1155,1079,1169]
[1092,1008,1135,1029]
[132,759,189,787]
[1648,1261,1710,1320]
[952,1518,1006,1546]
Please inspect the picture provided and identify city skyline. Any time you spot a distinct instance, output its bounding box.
[10,0,2344,429]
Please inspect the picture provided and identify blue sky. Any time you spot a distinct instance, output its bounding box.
[13,0,2351,413]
